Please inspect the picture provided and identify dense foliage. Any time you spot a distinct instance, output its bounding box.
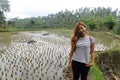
[7,7,120,34]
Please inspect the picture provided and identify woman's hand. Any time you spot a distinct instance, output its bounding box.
[86,63,94,67]
[68,61,72,68]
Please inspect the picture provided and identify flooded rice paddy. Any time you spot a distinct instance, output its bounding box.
[0,31,114,80]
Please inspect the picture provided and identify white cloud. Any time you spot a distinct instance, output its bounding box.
[7,0,120,19]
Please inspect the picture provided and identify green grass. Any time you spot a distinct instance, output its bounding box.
[0,28,25,32]
[47,29,72,38]
[0,32,12,46]
[89,64,105,80]
[0,27,73,32]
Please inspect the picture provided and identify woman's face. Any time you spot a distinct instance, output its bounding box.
[78,25,87,37]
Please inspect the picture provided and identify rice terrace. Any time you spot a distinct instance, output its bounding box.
[0,30,119,80]
[1,0,120,80]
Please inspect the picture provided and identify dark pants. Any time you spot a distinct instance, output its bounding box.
[72,60,90,80]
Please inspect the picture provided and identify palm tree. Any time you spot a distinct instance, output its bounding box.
[0,0,10,28]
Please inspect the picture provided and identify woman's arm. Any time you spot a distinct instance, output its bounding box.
[68,47,74,68]
[90,43,95,65]
[86,43,95,66]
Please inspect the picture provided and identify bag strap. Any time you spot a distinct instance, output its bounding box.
[89,36,92,44]
[89,36,92,54]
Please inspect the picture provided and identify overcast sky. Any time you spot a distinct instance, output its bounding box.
[7,0,120,19]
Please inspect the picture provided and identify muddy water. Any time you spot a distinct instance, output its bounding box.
[0,31,112,80]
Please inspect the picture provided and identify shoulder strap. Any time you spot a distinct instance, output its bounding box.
[89,36,92,53]
[89,36,92,44]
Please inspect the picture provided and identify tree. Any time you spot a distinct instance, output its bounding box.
[104,14,117,31]
[0,0,10,28]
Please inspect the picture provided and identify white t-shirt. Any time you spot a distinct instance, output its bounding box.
[72,36,95,64]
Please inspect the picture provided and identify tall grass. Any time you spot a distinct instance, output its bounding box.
[89,64,105,80]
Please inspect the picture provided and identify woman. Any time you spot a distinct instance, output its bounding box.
[68,22,95,80]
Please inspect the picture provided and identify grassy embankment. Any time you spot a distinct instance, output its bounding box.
[0,27,71,32]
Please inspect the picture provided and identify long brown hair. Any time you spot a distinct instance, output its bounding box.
[70,22,87,52]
